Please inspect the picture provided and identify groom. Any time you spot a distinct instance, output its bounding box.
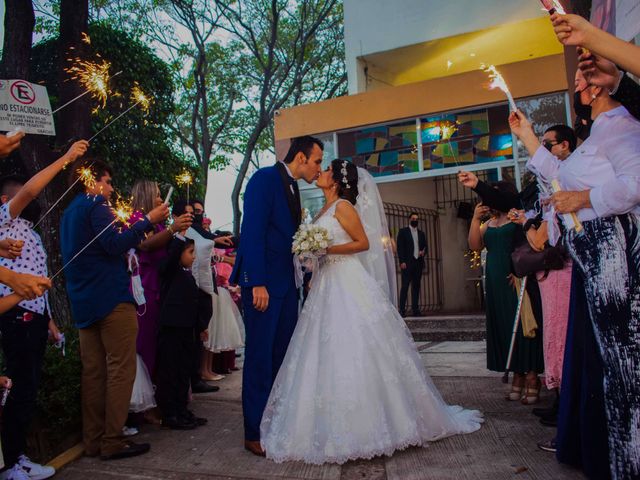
[232,136,324,456]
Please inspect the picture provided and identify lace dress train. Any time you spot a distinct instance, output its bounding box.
[260,200,483,464]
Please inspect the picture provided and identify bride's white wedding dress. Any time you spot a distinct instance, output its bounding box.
[260,199,483,465]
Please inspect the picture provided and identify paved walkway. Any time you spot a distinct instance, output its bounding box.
[55,342,585,480]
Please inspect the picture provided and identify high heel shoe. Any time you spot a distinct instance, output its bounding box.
[202,374,225,381]
[506,384,524,401]
[521,378,541,405]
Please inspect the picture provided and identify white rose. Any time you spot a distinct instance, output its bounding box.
[319,240,328,249]
[300,241,310,251]
[314,233,324,241]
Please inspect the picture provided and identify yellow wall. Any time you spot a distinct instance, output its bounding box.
[275,54,567,141]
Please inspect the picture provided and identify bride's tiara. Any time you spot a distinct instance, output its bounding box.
[340,161,351,189]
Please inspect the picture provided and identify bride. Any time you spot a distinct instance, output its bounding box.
[260,159,483,464]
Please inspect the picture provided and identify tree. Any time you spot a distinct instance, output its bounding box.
[86,0,239,190]
[0,0,90,325]
[211,0,347,234]
[29,22,200,195]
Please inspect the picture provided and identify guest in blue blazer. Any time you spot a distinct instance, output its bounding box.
[232,136,324,456]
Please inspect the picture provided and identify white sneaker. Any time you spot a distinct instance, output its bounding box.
[16,456,55,480]
[0,464,30,480]
[122,426,139,436]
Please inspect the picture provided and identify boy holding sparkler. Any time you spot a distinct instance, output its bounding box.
[60,157,169,461]
[0,140,88,480]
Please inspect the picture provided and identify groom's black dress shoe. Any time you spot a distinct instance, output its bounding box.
[244,440,266,457]
[192,381,219,393]
[163,416,197,430]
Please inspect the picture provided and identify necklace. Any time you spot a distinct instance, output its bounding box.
[313,197,339,222]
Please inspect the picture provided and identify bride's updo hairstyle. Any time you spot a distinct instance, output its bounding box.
[330,159,359,205]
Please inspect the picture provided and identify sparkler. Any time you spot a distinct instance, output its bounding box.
[550,179,583,233]
[88,84,153,142]
[113,194,134,226]
[176,171,194,204]
[34,165,98,229]
[51,195,135,280]
[539,0,566,15]
[55,58,122,114]
[482,64,517,112]
[439,120,460,167]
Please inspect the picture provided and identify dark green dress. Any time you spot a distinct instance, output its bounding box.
[483,223,544,374]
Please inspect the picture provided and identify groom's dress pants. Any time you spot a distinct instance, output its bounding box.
[241,285,299,441]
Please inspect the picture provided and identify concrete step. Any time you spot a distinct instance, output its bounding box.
[405,314,486,342]
[410,327,486,342]
[404,314,485,330]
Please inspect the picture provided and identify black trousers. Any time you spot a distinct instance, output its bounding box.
[0,309,48,467]
[399,259,423,314]
[156,326,196,419]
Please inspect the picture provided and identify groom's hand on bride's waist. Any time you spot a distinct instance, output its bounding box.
[252,286,269,312]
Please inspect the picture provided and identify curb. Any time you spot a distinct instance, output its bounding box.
[47,443,84,471]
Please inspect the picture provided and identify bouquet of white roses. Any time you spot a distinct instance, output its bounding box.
[292,224,331,257]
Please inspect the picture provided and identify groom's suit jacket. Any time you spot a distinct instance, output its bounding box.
[231,162,301,298]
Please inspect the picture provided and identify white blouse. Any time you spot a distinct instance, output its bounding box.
[527,106,640,222]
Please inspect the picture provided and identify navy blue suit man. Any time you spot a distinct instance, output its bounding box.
[232,136,324,456]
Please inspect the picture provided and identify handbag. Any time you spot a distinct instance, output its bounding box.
[511,238,569,278]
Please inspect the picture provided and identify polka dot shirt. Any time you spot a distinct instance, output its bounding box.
[0,201,49,315]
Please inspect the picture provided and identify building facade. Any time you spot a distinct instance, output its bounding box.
[274,0,579,313]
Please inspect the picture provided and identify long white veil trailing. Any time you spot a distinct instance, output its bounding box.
[356,167,398,306]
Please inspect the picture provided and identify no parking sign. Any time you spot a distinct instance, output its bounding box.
[0,79,55,136]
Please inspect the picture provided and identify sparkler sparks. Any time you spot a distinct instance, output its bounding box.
[77,166,97,191]
[440,121,458,141]
[88,84,155,142]
[65,59,113,108]
[130,82,152,115]
[175,171,193,187]
[481,64,517,111]
[176,170,194,203]
[112,195,134,225]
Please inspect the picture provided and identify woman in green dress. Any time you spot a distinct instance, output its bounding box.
[468,184,544,404]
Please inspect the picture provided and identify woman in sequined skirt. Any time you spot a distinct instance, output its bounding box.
[511,84,640,479]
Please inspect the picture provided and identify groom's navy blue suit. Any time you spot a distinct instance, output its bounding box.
[231,162,301,441]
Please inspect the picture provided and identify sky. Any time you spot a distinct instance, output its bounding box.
[0,0,246,229]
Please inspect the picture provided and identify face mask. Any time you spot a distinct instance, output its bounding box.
[573,90,593,119]
[573,90,593,140]
[410,220,419,228]
[128,250,146,306]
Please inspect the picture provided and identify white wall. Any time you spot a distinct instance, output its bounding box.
[377,177,479,313]
[344,0,546,94]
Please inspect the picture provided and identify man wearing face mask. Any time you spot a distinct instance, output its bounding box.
[397,212,427,317]
[189,200,235,248]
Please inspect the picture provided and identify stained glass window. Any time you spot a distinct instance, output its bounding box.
[337,119,419,176]
[421,104,513,170]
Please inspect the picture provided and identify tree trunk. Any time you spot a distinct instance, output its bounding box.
[0,0,35,79]
[232,129,262,236]
[1,0,91,327]
[44,0,91,327]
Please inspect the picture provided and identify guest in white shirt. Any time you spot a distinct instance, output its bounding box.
[509,83,640,480]
[396,212,426,317]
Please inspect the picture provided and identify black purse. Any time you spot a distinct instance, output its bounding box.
[511,243,568,278]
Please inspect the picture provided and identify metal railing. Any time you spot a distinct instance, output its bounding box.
[384,202,443,313]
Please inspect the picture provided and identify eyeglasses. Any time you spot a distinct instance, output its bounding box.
[542,140,558,152]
